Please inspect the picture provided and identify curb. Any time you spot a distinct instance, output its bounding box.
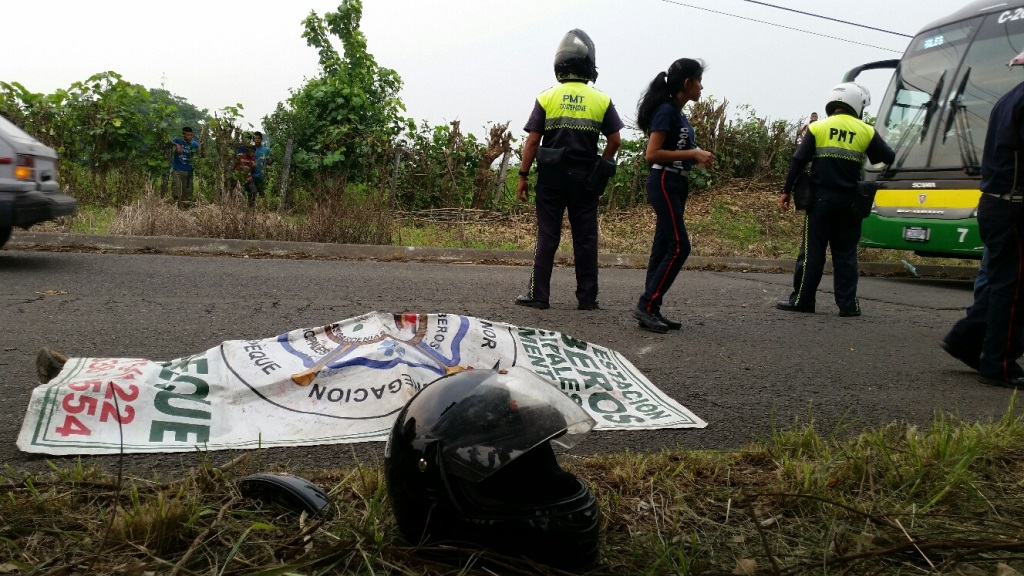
[7,231,979,280]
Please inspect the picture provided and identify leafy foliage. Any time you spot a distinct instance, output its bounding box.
[1,72,178,178]
[0,73,213,204]
[393,120,485,210]
[0,6,800,220]
[148,87,209,132]
[599,98,800,209]
[265,0,410,186]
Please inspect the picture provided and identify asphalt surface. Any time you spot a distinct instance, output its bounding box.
[2,232,1013,480]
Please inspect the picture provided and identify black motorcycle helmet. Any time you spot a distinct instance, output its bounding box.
[384,367,600,570]
[554,28,598,83]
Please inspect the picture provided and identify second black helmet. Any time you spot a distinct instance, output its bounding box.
[554,28,598,83]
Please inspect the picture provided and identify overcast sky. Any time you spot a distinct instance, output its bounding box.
[5,0,976,141]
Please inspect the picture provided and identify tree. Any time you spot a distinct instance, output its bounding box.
[148,88,209,133]
[266,0,411,185]
[2,73,177,178]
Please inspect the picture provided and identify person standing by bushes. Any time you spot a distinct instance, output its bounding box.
[234,145,257,206]
[170,127,199,208]
[514,29,623,311]
[631,59,715,334]
[796,111,818,141]
[252,131,271,202]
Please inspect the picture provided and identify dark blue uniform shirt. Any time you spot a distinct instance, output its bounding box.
[980,80,1024,196]
[648,102,696,171]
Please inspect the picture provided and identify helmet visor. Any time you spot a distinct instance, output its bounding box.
[555,30,594,62]
[427,367,595,483]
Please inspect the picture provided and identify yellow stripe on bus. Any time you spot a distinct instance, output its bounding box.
[874,189,981,209]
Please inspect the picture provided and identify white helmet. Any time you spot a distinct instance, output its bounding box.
[825,82,870,118]
[1010,48,1024,67]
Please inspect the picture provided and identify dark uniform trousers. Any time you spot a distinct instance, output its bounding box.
[945,194,1024,381]
[789,189,862,313]
[638,169,690,314]
[527,170,599,306]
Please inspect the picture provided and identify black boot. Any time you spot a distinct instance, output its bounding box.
[775,300,814,313]
[515,295,550,309]
[632,307,669,334]
[654,312,682,330]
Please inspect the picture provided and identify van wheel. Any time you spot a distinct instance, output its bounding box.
[0,226,11,249]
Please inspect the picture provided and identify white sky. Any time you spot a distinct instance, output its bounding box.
[5,0,977,141]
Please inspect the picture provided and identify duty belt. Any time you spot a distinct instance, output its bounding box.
[651,163,689,175]
[983,191,1014,201]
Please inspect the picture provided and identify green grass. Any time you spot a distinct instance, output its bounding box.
[66,205,118,235]
[3,399,1023,574]
[700,201,765,249]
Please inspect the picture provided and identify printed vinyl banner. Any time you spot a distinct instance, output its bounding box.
[18,312,706,455]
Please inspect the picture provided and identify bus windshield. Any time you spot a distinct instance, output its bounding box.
[877,9,1024,172]
[877,17,979,170]
[932,11,1024,170]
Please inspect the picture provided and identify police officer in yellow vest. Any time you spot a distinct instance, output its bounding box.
[776,83,895,316]
[515,29,624,311]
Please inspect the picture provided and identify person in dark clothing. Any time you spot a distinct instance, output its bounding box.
[514,29,623,311]
[631,58,715,333]
[942,50,1024,388]
[776,82,895,317]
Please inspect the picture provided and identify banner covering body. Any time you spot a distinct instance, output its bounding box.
[18,312,706,455]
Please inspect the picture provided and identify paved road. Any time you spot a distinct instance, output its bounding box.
[1,249,1013,478]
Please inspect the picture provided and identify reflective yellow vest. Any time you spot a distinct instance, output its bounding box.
[808,113,875,192]
[536,82,612,165]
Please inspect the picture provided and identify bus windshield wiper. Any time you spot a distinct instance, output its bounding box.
[888,71,946,176]
[943,68,981,175]
[920,71,946,144]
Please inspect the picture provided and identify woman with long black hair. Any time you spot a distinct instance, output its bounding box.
[632,59,715,333]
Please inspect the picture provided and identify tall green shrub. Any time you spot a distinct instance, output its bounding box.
[265,0,411,188]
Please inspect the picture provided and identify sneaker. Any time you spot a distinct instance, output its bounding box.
[654,312,682,330]
[632,307,669,334]
[515,295,550,309]
[776,300,815,313]
[838,309,861,317]
[578,301,601,310]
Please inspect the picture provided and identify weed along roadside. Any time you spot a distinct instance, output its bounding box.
[3,402,1023,573]
[9,180,982,280]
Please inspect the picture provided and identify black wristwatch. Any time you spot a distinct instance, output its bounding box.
[518,169,530,177]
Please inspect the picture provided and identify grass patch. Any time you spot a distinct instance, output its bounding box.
[67,186,394,245]
[66,204,118,235]
[3,401,1023,574]
[393,209,534,251]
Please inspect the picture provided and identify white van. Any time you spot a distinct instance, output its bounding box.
[0,114,77,249]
